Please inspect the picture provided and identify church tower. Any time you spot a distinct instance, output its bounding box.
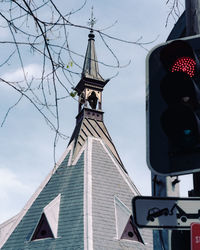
[0,21,153,250]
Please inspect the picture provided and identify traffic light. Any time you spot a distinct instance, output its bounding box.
[146,36,200,175]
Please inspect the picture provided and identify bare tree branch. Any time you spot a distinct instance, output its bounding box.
[165,0,184,27]
[0,0,156,164]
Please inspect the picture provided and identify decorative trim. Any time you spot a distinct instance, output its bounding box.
[71,142,87,166]
[84,137,93,250]
[67,140,75,166]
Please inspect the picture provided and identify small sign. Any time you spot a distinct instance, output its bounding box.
[132,196,200,229]
[191,223,200,250]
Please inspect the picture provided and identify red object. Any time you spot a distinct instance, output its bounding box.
[191,223,200,250]
[171,56,196,77]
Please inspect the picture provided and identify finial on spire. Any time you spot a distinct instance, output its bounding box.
[87,6,96,30]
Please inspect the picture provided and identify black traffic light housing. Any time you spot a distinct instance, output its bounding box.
[147,35,200,176]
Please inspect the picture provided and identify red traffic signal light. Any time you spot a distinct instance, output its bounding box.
[147,36,200,175]
[160,40,199,77]
[171,56,196,77]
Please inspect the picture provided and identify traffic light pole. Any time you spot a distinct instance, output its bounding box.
[152,175,179,250]
[185,0,200,198]
[171,2,200,249]
[185,0,200,36]
[188,173,200,197]
[152,1,200,249]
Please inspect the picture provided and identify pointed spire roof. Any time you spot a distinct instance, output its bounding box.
[81,7,105,82]
[82,30,104,81]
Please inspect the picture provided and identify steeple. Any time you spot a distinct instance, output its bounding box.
[0,14,153,249]
[74,12,109,125]
[70,28,125,169]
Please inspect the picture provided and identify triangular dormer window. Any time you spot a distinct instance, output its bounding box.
[114,196,143,243]
[121,216,144,243]
[31,194,61,241]
[31,213,54,240]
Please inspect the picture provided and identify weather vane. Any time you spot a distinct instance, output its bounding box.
[88,6,96,30]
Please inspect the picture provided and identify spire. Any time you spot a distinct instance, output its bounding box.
[82,8,104,81]
[74,11,109,124]
[82,31,104,81]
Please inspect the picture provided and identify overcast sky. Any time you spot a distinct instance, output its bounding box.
[0,0,192,224]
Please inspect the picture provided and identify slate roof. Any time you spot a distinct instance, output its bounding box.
[0,146,84,249]
[90,138,153,249]
[0,137,153,250]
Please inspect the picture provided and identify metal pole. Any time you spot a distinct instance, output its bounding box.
[185,0,200,36]
[152,175,179,250]
[170,1,200,249]
[153,1,200,248]
[185,0,200,197]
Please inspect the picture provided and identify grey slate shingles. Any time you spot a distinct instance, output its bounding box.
[2,154,84,250]
[1,137,153,250]
[91,139,153,250]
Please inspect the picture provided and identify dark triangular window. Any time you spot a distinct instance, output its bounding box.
[121,216,144,243]
[31,213,54,241]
